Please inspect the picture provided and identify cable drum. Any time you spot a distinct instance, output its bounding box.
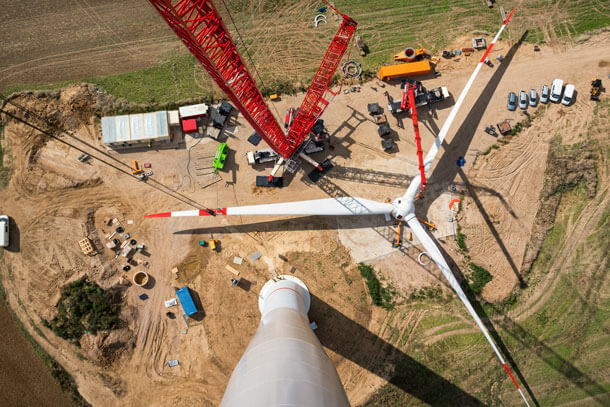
[342,60,362,78]
[417,252,431,266]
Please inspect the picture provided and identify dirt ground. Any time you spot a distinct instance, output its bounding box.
[0,0,182,91]
[0,31,608,406]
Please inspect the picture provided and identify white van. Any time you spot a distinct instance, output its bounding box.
[0,215,9,248]
[550,79,563,103]
[562,84,575,106]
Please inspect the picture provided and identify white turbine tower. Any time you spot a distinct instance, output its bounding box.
[147,9,530,406]
[221,276,349,406]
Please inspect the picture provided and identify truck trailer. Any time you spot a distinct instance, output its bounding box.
[378,60,431,81]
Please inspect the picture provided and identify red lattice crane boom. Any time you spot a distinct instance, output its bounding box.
[406,83,427,191]
[286,15,357,152]
[148,0,356,160]
[148,0,289,156]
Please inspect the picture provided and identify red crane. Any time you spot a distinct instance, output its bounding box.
[405,82,427,191]
[148,0,356,162]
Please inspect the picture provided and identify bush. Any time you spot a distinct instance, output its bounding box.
[468,263,493,294]
[48,278,122,341]
[456,224,468,252]
[358,263,394,310]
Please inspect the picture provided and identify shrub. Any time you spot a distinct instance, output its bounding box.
[358,263,394,310]
[48,278,122,341]
[456,224,468,252]
[468,263,493,294]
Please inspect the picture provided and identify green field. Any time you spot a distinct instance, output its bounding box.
[2,0,609,104]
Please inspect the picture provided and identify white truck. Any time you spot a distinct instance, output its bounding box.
[0,215,9,247]
[246,148,279,165]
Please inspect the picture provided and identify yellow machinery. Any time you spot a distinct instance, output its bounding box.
[132,160,143,175]
[393,47,426,62]
[393,221,403,248]
[417,217,437,231]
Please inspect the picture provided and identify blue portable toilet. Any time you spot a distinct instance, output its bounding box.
[176,287,198,317]
[457,156,466,167]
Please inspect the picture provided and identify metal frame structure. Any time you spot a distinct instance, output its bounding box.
[148,0,289,156]
[285,16,357,153]
[148,0,356,160]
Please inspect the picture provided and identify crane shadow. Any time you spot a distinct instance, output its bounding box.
[310,294,485,406]
[327,105,371,161]
[325,166,411,188]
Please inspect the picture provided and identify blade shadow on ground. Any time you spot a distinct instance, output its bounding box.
[457,167,526,287]
[432,239,540,406]
[173,214,391,235]
[422,30,529,209]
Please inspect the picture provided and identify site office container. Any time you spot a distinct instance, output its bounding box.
[378,60,431,81]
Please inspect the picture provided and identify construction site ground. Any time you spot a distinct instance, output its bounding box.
[0,31,609,406]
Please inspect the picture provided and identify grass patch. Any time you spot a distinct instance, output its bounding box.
[468,263,493,294]
[0,125,11,189]
[47,277,122,342]
[358,263,394,310]
[3,1,610,106]
[456,223,468,252]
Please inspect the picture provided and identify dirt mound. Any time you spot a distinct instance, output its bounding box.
[80,328,135,367]
[521,137,597,273]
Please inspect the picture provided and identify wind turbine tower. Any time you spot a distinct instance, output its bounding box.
[221,276,349,406]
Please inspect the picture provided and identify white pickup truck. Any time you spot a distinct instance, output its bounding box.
[246,148,279,165]
[0,215,9,247]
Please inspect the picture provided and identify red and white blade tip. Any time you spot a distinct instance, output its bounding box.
[144,208,227,218]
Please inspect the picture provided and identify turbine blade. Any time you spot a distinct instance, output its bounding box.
[403,8,516,202]
[145,197,392,218]
[407,215,530,406]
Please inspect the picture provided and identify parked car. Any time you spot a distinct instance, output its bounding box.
[550,78,563,103]
[529,89,538,107]
[507,92,517,111]
[0,215,9,248]
[540,85,550,104]
[518,90,528,109]
[562,84,575,106]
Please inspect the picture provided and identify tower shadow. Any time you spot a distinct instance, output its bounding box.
[310,294,485,406]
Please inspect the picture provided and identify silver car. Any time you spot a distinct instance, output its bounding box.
[540,85,549,103]
[518,91,528,109]
[529,89,538,107]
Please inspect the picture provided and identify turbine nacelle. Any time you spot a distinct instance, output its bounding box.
[390,197,414,221]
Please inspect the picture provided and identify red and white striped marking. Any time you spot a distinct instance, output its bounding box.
[479,8,515,63]
[144,197,393,218]
[145,208,227,218]
[402,7,516,202]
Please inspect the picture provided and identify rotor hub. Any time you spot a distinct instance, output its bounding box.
[390,197,413,221]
